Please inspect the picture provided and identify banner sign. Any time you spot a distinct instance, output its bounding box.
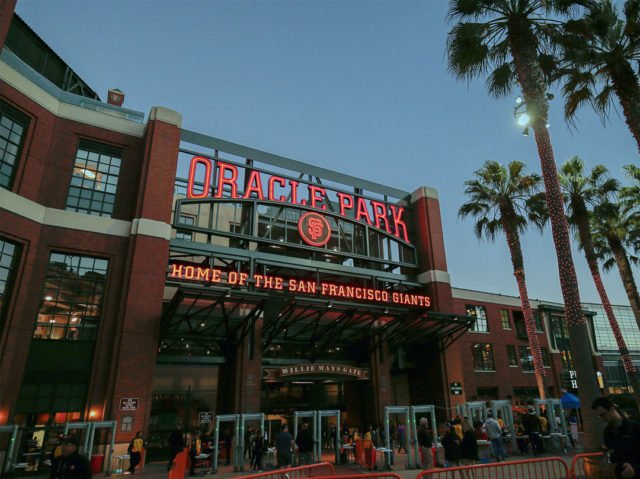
[199,412,214,423]
[186,156,410,243]
[264,364,369,379]
[450,382,463,395]
[168,264,431,308]
[119,398,139,411]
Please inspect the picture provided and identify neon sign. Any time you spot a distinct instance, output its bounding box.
[298,212,331,247]
[186,156,410,243]
[169,264,430,308]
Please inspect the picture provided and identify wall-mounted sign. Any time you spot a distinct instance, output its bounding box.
[199,412,214,423]
[186,156,410,243]
[450,382,463,395]
[298,212,331,247]
[569,370,578,389]
[119,398,139,411]
[264,364,369,380]
[168,264,431,309]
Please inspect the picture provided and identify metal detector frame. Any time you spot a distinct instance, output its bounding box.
[64,420,117,473]
[293,411,317,463]
[0,425,18,474]
[490,400,514,432]
[409,405,438,469]
[213,414,239,473]
[238,413,264,471]
[384,406,411,469]
[317,409,341,464]
[534,398,568,450]
[457,401,488,424]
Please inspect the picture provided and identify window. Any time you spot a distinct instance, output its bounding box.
[501,309,511,329]
[0,101,29,190]
[66,140,122,217]
[176,215,195,241]
[519,346,534,372]
[549,314,572,370]
[513,386,539,399]
[0,238,21,333]
[533,311,544,332]
[507,345,518,366]
[33,253,108,340]
[476,387,499,399]
[466,305,489,332]
[471,343,495,370]
[541,347,551,367]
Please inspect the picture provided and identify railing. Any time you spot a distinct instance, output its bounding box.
[570,453,614,479]
[415,457,570,479]
[313,475,401,479]
[238,462,336,479]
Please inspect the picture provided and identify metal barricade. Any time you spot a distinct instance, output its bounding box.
[236,461,335,479]
[313,474,402,479]
[570,452,614,479]
[415,457,570,479]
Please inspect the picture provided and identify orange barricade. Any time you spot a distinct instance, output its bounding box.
[570,453,614,479]
[237,461,336,479]
[312,474,401,479]
[354,439,364,467]
[415,457,570,479]
[168,449,188,479]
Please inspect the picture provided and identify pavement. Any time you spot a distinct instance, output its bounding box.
[82,447,590,479]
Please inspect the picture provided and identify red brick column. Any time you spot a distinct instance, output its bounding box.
[105,107,181,442]
[370,338,391,425]
[233,317,264,413]
[0,0,16,51]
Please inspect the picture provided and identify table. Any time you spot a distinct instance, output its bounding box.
[373,447,392,470]
[113,454,130,475]
[341,444,354,464]
[193,453,210,472]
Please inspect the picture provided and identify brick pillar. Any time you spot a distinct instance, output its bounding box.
[232,316,264,413]
[370,337,391,425]
[409,187,465,411]
[106,107,181,443]
[0,0,16,51]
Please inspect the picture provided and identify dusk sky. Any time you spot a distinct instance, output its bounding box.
[16,0,640,306]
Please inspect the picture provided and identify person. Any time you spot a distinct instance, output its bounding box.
[188,432,202,476]
[168,424,185,471]
[295,422,314,466]
[417,417,434,470]
[441,426,462,468]
[453,417,463,440]
[592,396,640,479]
[568,412,579,448]
[514,414,528,455]
[222,427,232,466]
[127,430,146,474]
[460,418,478,470]
[251,429,266,471]
[484,412,505,462]
[49,436,91,479]
[245,425,254,462]
[397,421,407,453]
[275,424,294,469]
[523,408,542,456]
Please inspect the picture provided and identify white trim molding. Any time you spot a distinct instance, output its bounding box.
[417,269,450,284]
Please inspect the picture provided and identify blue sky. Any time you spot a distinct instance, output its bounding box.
[16,0,639,305]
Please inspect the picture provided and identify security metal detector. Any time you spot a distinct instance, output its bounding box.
[534,398,568,452]
[0,424,18,474]
[463,401,488,424]
[238,413,264,471]
[89,421,117,474]
[317,410,341,464]
[490,400,514,432]
[293,411,317,464]
[409,405,438,469]
[64,422,92,455]
[212,414,239,473]
[384,406,411,469]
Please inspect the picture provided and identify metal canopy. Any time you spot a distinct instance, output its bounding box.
[160,286,473,356]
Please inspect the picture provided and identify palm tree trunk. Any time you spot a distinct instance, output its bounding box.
[608,59,640,156]
[502,212,547,399]
[607,235,640,331]
[576,218,640,405]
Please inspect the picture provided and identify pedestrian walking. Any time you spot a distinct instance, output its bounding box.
[276,424,294,468]
[168,424,185,471]
[251,430,266,471]
[127,430,146,474]
[49,436,91,479]
[417,417,434,470]
[295,422,314,466]
[484,412,505,462]
[441,426,462,468]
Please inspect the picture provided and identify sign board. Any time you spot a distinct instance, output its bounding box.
[569,370,578,389]
[119,398,139,411]
[199,412,214,423]
[450,382,463,395]
[264,364,369,380]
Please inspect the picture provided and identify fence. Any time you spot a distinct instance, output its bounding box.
[570,453,614,479]
[238,461,336,479]
[313,475,401,479]
[415,457,570,479]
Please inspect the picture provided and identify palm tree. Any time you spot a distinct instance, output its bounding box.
[559,157,640,404]
[460,160,548,399]
[447,0,603,452]
[558,0,640,152]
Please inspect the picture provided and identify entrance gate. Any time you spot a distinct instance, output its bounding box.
[384,406,412,469]
[213,414,239,473]
[490,400,514,432]
[0,425,19,474]
[409,405,437,468]
[534,398,568,451]
[457,401,488,424]
[239,413,265,471]
[293,410,341,464]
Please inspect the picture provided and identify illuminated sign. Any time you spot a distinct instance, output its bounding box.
[119,398,139,411]
[298,212,331,246]
[186,156,410,243]
[169,264,431,308]
[264,364,369,379]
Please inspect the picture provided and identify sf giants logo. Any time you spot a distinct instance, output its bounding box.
[298,212,331,247]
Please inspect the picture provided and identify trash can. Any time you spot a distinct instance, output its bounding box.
[90,454,105,473]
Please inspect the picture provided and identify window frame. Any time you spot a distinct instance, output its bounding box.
[500,309,511,330]
[506,344,518,367]
[466,304,489,333]
[471,342,495,371]
[0,100,30,190]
